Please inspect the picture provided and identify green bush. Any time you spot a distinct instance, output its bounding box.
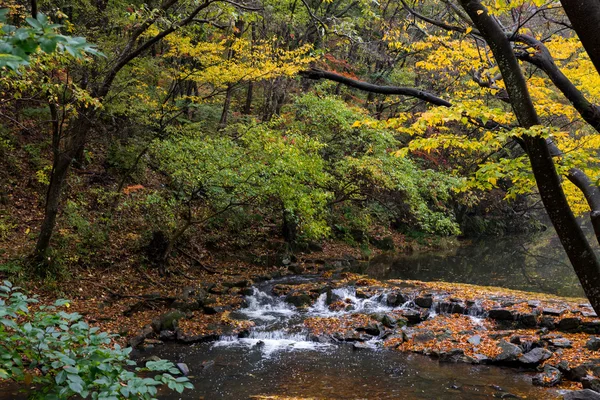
[0,281,193,399]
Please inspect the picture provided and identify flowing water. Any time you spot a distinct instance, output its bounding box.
[138,278,557,399]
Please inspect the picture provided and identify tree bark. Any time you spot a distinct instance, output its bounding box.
[299,68,452,107]
[460,0,600,314]
[560,0,600,75]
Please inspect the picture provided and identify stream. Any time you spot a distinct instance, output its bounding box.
[141,278,556,399]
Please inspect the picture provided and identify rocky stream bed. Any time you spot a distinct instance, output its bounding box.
[126,271,600,399]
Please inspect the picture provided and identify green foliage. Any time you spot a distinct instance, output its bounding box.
[290,93,461,236]
[0,10,103,70]
[0,281,193,399]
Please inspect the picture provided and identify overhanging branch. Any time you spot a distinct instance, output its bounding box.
[299,68,452,107]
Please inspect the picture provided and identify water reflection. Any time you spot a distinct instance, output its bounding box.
[367,220,597,298]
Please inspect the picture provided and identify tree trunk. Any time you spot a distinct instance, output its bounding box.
[560,0,600,75]
[460,0,600,313]
[34,115,91,264]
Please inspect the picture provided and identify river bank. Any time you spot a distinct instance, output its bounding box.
[2,234,598,399]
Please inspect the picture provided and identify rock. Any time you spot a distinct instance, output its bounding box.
[558,317,582,332]
[203,305,231,315]
[540,316,556,330]
[381,314,397,329]
[153,310,186,331]
[176,363,190,376]
[528,300,541,308]
[473,353,491,364]
[518,347,553,365]
[240,287,254,296]
[543,308,565,316]
[549,338,573,348]
[468,335,482,345]
[129,325,155,348]
[285,292,313,308]
[495,340,522,362]
[439,348,467,363]
[532,366,562,387]
[438,301,466,314]
[159,330,177,341]
[583,310,599,318]
[332,331,371,342]
[413,330,436,343]
[494,393,520,399]
[488,309,516,321]
[403,310,424,324]
[325,288,341,305]
[386,292,408,307]
[356,322,382,337]
[564,364,595,381]
[353,342,372,350]
[223,279,251,288]
[587,337,600,351]
[563,390,600,400]
[519,313,538,328]
[415,295,434,308]
[584,321,600,334]
[582,377,600,392]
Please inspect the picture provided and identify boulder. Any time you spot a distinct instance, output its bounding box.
[518,347,552,365]
[386,292,408,307]
[439,348,469,363]
[413,330,435,343]
[203,305,231,315]
[542,308,565,316]
[356,322,383,337]
[415,295,434,309]
[549,338,573,348]
[176,363,190,376]
[563,390,600,400]
[519,313,538,328]
[468,335,482,345]
[403,310,424,324]
[532,366,562,387]
[582,377,600,393]
[494,340,522,362]
[558,317,582,332]
[285,292,313,308]
[588,337,600,351]
[152,310,186,332]
[438,301,466,314]
[488,309,516,321]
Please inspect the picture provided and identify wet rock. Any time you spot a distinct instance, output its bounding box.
[413,330,436,343]
[488,309,516,321]
[473,353,491,364]
[240,287,254,296]
[353,342,372,350]
[548,338,573,348]
[532,365,562,387]
[542,308,565,316]
[159,330,177,341]
[287,263,305,275]
[582,377,600,393]
[381,314,398,329]
[494,393,521,399]
[540,316,556,330]
[223,279,252,288]
[325,287,341,305]
[285,292,313,308]
[176,363,189,376]
[203,305,231,315]
[332,331,371,342]
[564,363,595,381]
[439,348,468,363]
[583,310,599,318]
[528,300,541,308]
[518,347,552,365]
[562,389,600,400]
[386,292,408,307]
[518,313,538,328]
[415,295,434,309]
[438,301,466,314]
[468,335,482,345]
[356,322,383,337]
[494,340,522,362]
[558,317,582,332]
[403,310,424,324]
[583,322,600,334]
[587,337,600,351]
[176,332,219,344]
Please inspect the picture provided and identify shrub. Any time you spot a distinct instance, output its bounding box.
[0,281,193,399]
